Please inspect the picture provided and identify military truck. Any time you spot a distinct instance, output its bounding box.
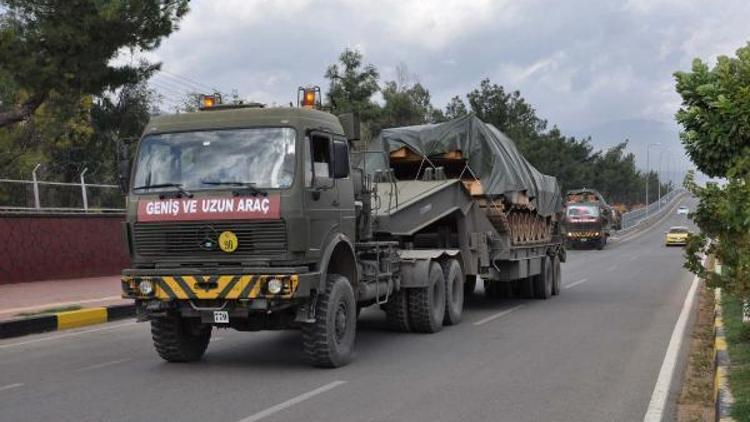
[563,188,621,250]
[119,89,565,368]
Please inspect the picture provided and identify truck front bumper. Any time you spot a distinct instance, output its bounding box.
[121,269,319,302]
[566,231,601,241]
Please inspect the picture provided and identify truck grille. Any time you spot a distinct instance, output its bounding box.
[133,221,287,258]
[567,222,601,232]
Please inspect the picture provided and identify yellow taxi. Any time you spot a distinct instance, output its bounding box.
[665,226,690,246]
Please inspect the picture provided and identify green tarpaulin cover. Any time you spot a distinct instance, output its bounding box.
[361,114,562,217]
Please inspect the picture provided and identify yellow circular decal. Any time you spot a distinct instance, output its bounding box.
[218,231,238,253]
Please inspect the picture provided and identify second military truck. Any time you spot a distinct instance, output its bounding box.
[120,89,565,367]
[563,188,621,250]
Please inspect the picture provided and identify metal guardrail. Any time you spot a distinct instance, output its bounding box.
[0,165,125,214]
[620,188,685,230]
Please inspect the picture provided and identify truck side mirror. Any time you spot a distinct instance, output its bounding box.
[338,113,360,141]
[333,141,350,179]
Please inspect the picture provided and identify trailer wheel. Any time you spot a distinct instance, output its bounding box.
[442,259,464,325]
[464,275,477,297]
[533,256,553,299]
[150,313,211,363]
[551,255,562,296]
[384,289,411,332]
[302,274,356,368]
[408,261,446,333]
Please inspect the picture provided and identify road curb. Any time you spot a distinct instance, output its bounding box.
[714,288,736,421]
[0,303,135,339]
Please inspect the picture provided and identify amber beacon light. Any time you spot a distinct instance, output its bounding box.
[298,86,321,109]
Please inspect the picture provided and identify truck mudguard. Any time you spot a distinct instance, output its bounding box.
[318,233,358,291]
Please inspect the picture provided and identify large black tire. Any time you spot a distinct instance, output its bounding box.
[442,259,464,326]
[302,274,357,368]
[384,288,411,332]
[464,275,477,297]
[533,256,553,299]
[150,313,211,363]
[408,261,446,333]
[596,236,605,250]
[551,255,562,296]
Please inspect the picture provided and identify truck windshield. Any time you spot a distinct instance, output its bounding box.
[566,205,599,217]
[132,127,296,193]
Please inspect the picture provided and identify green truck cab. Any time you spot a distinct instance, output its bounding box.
[121,102,365,366]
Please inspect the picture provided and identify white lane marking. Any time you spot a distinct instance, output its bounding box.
[236,380,346,422]
[0,296,122,316]
[0,322,137,350]
[76,358,131,372]
[473,305,523,326]
[607,265,617,272]
[563,278,589,289]
[0,383,23,392]
[643,271,701,421]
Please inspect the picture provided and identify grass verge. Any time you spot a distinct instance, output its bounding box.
[677,282,716,421]
[722,292,750,420]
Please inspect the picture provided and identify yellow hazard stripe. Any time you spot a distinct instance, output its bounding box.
[152,275,299,300]
[57,307,108,330]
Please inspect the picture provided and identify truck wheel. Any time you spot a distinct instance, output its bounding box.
[384,289,411,332]
[442,259,464,326]
[464,275,477,297]
[302,274,356,368]
[533,256,552,299]
[408,261,446,333]
[150,313,211,363]
[596,238,605,250]
[551,255,562,296]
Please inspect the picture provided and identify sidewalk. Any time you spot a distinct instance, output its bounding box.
[0,275,128,322]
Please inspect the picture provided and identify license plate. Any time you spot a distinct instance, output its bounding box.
[213,311,229,324]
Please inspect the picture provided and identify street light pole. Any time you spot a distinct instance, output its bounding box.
[657,148,670,211]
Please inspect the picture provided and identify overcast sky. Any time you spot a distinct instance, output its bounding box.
[144,0,750,177]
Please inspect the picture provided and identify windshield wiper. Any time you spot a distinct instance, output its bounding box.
[132,183,193,198]
[201,181,268,196]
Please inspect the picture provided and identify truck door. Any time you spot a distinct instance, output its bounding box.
[333,135,356,240]
[304,131,341,258]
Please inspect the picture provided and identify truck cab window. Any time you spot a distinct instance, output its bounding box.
[310,133,332,181]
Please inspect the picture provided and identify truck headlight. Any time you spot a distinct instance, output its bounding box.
[267,278,283,295]
[138,279,154,295]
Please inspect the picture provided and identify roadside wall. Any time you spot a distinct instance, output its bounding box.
[0,213,130,284]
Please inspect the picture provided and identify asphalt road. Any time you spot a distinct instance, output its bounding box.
[0,197,698,422]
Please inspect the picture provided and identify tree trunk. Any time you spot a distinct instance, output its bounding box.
[0,93,47,128]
